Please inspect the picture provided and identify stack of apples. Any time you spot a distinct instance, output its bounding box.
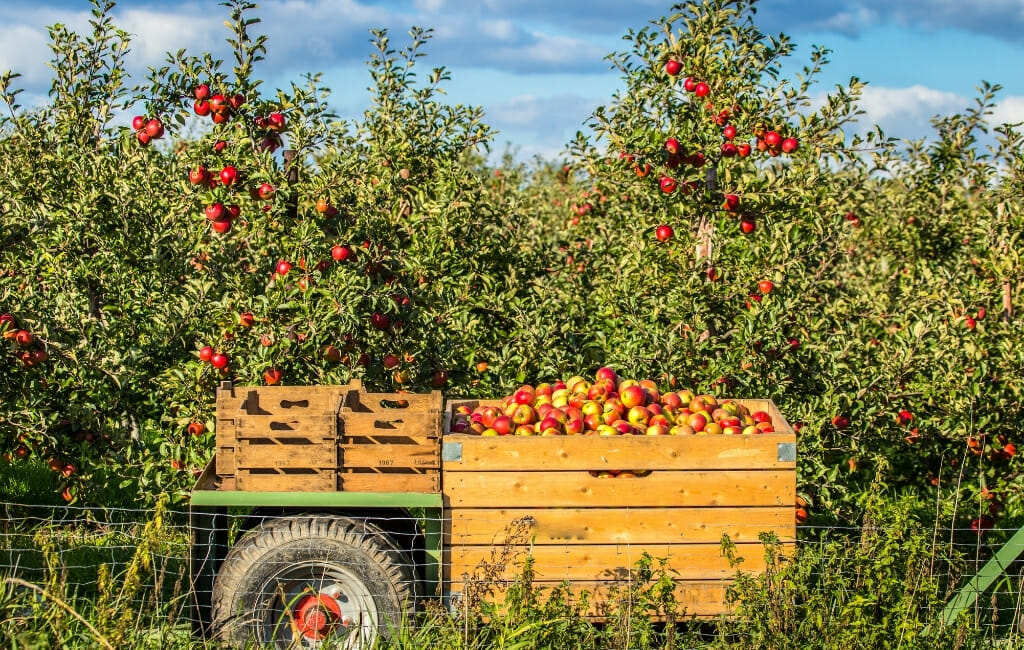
[448,367,777,436]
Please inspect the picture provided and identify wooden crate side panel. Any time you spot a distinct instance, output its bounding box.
[450,580,734,617]
[234,470,335,492]
[341,385,442,413]
[232,386,343,416]
[443,470,795,508]
[443,434,796,472]
[339,411,440,438]
[446,507,794,545]
[337,472,439,493]
[236,439,337,470]
[444,542,778,582]
[234,414,337,440]
[340,443,440,470]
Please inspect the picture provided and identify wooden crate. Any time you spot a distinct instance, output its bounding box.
[214,380,442,493]
[441,397,797,617]
[336,380,443,493]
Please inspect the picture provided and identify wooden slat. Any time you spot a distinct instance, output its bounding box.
[339,411,439,437]
[235,414,336,439]
[338,472,439,493]
[444,542,779,582]
[340,381,442,413]
[443,470,794,508]
[449,579,734,617]
[236,440,336,469]
[237,386,342,416]
[444,434,796,471]
[216,446,236,475]
[340,443,440,470]
[446,507,793,545]
[235,470,335,492]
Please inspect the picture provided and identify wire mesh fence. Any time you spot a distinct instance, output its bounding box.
[1,500,1023,648]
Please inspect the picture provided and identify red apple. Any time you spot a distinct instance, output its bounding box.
[664,59,682,76]
[655,225,673,242]
[264,367,283,385]
[492,415,513,436]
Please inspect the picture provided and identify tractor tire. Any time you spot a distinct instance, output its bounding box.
[210,515,418,648]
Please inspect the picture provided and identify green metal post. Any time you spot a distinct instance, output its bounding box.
[422,507,444,597]
[939,526,1024,626]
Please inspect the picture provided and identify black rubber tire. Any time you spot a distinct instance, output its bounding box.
[210,515,418,648]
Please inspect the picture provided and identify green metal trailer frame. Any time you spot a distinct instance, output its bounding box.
[938,527,1024,627]
[187,462,444,636]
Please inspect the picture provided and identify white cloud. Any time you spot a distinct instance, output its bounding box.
[493,32,607,69]
[992,96,1024,126]
[413,0,446,11]
[487,92,600,141]
[858,85,964,124]
[479,19,518,42]
[0,25,51,84]
[117,9,221,67]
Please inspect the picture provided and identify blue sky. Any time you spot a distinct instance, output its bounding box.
[2,0,1023,160]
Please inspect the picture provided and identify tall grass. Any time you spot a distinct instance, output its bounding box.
[0,495,1012,649]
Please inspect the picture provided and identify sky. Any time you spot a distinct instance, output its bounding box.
[2,0,1023,161]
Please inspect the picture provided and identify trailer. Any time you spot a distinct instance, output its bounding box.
[189,380,797,647]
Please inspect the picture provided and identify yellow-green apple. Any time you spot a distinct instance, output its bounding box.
[481,428,500,437]
[510,404,536,425]
[597,424,619,436]
[551,389,570,408]
[515,425,536,436]
[704,422,723,435]
[582,401,603,418]
[646,424,670,436]
[628,406,651,427]
[670,424,696,435]
[565,375,587,392]
[741,425,759,435]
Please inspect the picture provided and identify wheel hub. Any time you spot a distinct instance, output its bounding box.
[294,594,343,640]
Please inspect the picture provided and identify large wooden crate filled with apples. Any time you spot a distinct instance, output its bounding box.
[213,379,442,492]
[441,369,797,617]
